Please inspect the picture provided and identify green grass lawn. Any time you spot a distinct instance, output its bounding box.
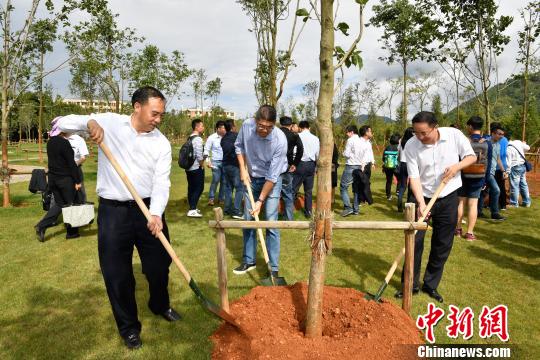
[0,149,538,359]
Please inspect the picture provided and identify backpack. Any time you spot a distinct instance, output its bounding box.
[383,149,399,169]
[178,135,199,169]
[462,137,488,179]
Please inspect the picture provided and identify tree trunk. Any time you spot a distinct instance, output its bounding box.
[305,0,334,338]
[521,34,530,141]
[455,79,460,128]
[269,0,278,107]
[38,51,44,163]
[2,2,11,207]
[402,61,408,129]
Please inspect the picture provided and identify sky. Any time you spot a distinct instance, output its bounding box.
[17,0,532,119]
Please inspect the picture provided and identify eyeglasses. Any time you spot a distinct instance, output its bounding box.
[494,131,505,136]
[413,127,436,137]
[256,122,274,131]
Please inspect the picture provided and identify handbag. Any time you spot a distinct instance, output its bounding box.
[508,144,532,172]
[62,202,95,227]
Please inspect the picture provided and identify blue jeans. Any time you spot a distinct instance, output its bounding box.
[509,164,531,206]
[242,176,282,271]
[223,164,244,216]
[486,174,500,215]
[208,160,224,201]
[280,172,295,220]
[340,165,360,212]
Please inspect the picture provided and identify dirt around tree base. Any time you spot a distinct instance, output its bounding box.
[211,282,423,359]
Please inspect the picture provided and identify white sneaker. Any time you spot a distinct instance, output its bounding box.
[187,210,202,218]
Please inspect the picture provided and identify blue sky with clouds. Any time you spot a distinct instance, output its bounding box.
[18,0,531,119]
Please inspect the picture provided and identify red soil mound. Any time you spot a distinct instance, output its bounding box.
[211,282,423,359]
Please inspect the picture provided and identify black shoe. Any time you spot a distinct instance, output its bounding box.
[394,287,420,298]
[35,226,45,242]
[66,233,80,239]
[304,211,312,218]
[123,332,142,350]
[422,286,444,303]
[161,308,181,322]
[233,263,256,275]
[271,271,279,278]
[491,213,506,221]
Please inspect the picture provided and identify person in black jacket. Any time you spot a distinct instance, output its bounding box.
[382,134,400,200]
[221,119,244,219]
[279,116,303,220]
[34,131,82,241]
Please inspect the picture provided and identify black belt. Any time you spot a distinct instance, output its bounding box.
[99,197,150,207]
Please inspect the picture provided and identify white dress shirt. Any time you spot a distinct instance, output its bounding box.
[507,140,530,168]
[359,137,375,165]
[343,134,364,165]
[298,130,320,162]
[204,132,223,161]
[188,134,204,171]
[67,134,89,164]
[405,127,475,198]
[57,113,172,217]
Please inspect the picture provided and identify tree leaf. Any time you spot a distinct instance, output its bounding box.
[337,22,350,36]
[296,8,309,17]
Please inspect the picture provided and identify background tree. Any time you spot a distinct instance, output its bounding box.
[128,45,192,106]
[409,71,437,111]
[431,0,513,131]
[516,0,540,140]
[191,69,207,111]
[371,0,439,131]
[431,93,446,126]
[64,5,142,113]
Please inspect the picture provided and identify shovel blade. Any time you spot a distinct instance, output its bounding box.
[261,275,287,286]
[363,292,382,303]
[188,279,241,328]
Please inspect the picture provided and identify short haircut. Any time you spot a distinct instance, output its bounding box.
[224,119,235,132]
[411,111,438,127]
[359,125,371,137]
[345,125,358,134]
[401,127,414,148]
[191,118,203,130]
[255,105,277,122]
[299,120,310,129]
[466,116,484,131]
[491,123,504,134]
[131,86,166,107]
[215,120,226,130]
[280,116,293,126]
[389,133,400,145]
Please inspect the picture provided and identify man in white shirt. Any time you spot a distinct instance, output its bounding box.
[67,133,89,202]
[507,133,531,207]
[204,121,226,206]
[395,111,476,303]
[340,125,363,216]
[293,121,320,217]
[355,125,375,205]
[185,119,205,217]
[57,86,180,350]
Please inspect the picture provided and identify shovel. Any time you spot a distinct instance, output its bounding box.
[364,180,447,302]
[99,142,240,328]
[242,176,287,286]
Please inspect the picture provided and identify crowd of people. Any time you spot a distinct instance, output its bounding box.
[32,86,534,349]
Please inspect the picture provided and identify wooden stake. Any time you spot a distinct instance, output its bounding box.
[402,203,415,315]
[214,207,229,312]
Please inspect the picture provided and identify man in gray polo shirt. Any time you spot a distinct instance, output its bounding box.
[233,105,288,276]
[395,111,476,303]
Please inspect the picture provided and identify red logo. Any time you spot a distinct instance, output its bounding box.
[416,303,445,343]
[479,305,509,342]
[446,305,474,340]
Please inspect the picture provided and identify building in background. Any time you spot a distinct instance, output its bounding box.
[184,108,236,119]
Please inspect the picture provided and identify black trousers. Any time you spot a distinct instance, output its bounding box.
[36,175,79,236]
[293,161,316,214]
[495,170,507,210]
[186,168,205,210]
[383,167,397,198]
[401,190,458,290]
[97,198,172,337]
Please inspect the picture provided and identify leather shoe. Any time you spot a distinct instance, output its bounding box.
[422,286,444,303]
[123,332,142,350]
[35,226,45,242]
[161,307,181,322]
[394,287,420,299]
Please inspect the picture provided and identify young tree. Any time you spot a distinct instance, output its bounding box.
[340,85,357,127]
[305,0,366,338]
[371,0,439,128]
[517,0,540,140]
[238,0,312,106]
[191,68,207,110]
[431,93,446,126]
[409,71,437,111]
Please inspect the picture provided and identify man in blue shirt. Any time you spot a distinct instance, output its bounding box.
[233,105,288,276]
[493,122,509,211]
[486,124,508,221]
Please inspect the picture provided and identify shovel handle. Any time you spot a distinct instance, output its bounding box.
[242,176,271,265]
[99,142,192,283]
[383,180,448,284]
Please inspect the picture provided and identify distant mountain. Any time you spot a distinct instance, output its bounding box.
[335,114,394,124]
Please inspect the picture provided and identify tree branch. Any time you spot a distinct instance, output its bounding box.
[334,4,364,70]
